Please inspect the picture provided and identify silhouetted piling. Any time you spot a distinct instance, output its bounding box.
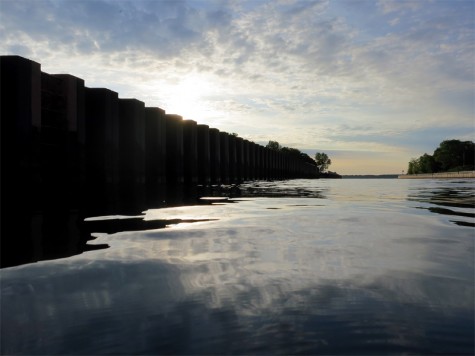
[228,135,237,183]
[145,107,167,189]
[53,74,85,204]
[219,132,230,184]
[209,128,221,184]
[249,141,256,180]
[197,124,210,184]
[1,56,42,266]
[243,140,250,181]
[41,72,70,205]
[84,87,120,210]
[236,137,244,182]
[118,99,146,210]
[165,114,184,184]
[183,120,198,184]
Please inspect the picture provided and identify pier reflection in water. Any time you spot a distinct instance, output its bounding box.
[1,184,241,268]
[1,179,474,355]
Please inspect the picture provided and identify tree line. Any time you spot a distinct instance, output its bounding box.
[407,139,475,174]
[265,140,334,174]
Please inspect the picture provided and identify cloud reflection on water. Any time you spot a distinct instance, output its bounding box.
[2,255,472,354]
[1,179,474,354]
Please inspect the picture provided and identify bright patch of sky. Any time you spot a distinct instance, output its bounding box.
[1,0,473,174]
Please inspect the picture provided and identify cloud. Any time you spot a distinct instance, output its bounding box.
[2,0,222,58]
[377,0,422,15]
[1,0,473,174]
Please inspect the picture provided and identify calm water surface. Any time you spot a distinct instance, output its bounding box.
[1,179,474,355]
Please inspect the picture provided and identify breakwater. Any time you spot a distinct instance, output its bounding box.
[1,55,317,202]
[398,171,475,179]
[1,55,318,267]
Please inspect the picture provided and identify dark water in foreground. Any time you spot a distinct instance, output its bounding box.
[1,179,474,355]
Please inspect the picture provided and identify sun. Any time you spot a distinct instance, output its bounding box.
[164,74,223,124]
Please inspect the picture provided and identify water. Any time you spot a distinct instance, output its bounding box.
[1,179,474,355]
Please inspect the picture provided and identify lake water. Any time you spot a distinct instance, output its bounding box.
[1,179,474,355]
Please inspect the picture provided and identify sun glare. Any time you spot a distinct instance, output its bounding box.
[165,75,223,124]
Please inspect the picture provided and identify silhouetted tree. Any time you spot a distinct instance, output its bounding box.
[280,146,301,157]
[407,139,474,174]
[266,140,281,151]
[265,140,316,167]
[280,147,316,166]
[407,158,417,174]
[299,152,317,166]
[433,139,474,172]
[314,152,331,172]
[409,154,436,174]
[419,153,437,173]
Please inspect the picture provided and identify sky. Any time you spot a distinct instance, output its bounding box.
[1,0,474,174]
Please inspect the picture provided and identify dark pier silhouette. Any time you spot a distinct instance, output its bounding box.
[0,55,318,268]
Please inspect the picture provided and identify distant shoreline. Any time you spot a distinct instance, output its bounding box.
[343,174,398,179]
[319,172,342,179]
[398,171,475,179]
